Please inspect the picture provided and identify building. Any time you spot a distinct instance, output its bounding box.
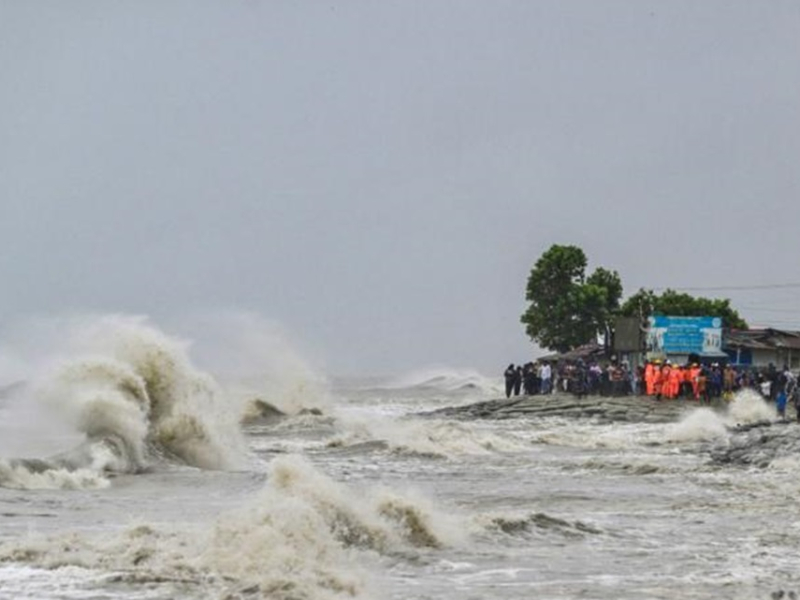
[724,329,800,369]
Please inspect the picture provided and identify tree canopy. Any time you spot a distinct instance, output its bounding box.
[520,244,622,353]
[619,288,748,330]
[520,244,748,353]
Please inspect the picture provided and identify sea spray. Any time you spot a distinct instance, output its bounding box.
[726,388,776,425]
[667,408,728,443]
[0,315,249,489]
[665,389,776,445]
[169,311,333,417]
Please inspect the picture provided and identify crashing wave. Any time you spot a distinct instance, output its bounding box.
[0,316,247,489]
[0,455,463,598]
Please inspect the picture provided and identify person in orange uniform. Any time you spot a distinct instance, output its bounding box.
[644,361,655,396]
[681,365,694,398]
[657,362,670,400]
[689,363,702,400]
[668,365,682,399]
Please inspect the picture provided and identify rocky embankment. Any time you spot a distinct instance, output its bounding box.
[422,392,800,469]
[421,393,693,424]
[711,420,800,468]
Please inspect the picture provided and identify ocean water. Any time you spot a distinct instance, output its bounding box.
[0,318,798,600]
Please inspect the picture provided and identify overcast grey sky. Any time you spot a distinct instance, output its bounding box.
[1,1,798,375]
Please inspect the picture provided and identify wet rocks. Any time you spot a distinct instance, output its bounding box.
[710,421,800,467]
[421,393,692,424]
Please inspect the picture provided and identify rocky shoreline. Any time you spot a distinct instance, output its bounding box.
[421,393,700,424]
[422,392,800,469]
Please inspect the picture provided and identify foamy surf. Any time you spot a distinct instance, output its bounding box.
[666,389,777,444]
[0,316,248,489]
[0,455,463,599]
[325,415,528,458]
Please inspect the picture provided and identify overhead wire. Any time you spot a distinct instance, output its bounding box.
[648,282,800,292]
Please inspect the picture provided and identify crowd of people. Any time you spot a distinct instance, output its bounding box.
[641,361,798,411]
[503,360,800,420]
[503,360,632,399]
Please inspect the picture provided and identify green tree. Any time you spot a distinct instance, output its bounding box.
[620,288,748,329]
[521,245,623,352]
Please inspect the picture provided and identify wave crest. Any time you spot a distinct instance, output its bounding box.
[0,455,463,598]
[1,315,247,489]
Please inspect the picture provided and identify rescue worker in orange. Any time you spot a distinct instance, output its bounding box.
[667,364,683,399]
[689,363,702,400]
[644,361,655,396]
[657,362,670,400]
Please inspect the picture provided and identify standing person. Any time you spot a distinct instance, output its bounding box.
[522,363,535,395]
[723,365,736,400]
[504,364,516,399]
[540,362,552,395]
[777,365,794,420]
[644,361,655,396]
[767,363,779,401]
[689,363,702,401]
[572,360,587,398]
[660,362,672,399]
[697,367,709,404]
[668,364,682,400]
[653,361,664,400]
[513,365,523,396]
[791,373,800,423]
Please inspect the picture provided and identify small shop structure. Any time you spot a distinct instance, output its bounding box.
[536,319,800,371]
[724,329,800,369]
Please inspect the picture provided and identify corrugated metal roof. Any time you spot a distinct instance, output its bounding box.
[725,329,800,350]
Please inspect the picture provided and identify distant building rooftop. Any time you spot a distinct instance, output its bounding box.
[725,328,800,351]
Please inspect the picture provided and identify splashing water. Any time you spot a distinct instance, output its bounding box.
[0,315,248,489]
[0,455,463,599]
[667,408,729,443]
[726,388,776,425]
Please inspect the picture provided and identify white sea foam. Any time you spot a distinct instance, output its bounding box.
[666,389,776,444]
[725,388,776,425]
[529,420,663,450]
[0,455,463,598]
[667,408,729,443]
[0,459,110,490]
[327,414,528,457]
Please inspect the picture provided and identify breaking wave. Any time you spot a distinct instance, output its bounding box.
[384,367,501,394]
[726,388,777,425]
[667,389,776,444]
[479,511,602,539]
[667,408,729,443]
[326,416,528,458]
[0,315,247,489]
[0,455,464,599]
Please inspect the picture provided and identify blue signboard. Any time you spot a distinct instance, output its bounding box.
[646,316,723,355]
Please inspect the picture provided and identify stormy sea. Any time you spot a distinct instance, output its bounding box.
[0,316,798,600]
